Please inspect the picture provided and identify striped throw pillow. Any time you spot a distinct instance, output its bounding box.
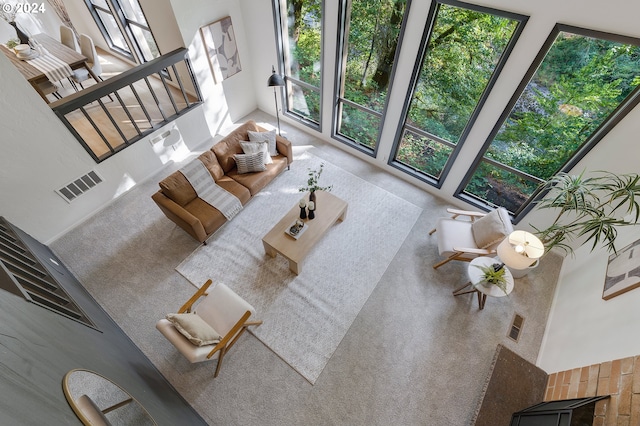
[234,152,266,174]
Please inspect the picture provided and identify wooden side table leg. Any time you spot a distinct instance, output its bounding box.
[453,281,472,295]
[478,293,486,310]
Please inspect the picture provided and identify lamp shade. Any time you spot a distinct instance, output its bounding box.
[267,66,285,87]
[497,230,544,270]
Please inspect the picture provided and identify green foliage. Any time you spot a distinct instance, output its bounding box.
[474,263,508,295]
[299,163,333,193]
[5,38,19,49]
[466,32,640,211]
[532,171,640,255]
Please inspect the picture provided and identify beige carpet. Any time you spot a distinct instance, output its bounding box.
[176,152,422,383]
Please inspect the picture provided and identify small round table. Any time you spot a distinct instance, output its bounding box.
[452,256,514,310]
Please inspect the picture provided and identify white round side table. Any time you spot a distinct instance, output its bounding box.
[452,256,514,310]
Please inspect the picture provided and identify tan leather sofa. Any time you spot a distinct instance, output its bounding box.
[152,120,293,243]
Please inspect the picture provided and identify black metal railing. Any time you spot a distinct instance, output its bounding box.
[49,48,202,163]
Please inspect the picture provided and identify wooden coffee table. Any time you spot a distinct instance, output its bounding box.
[262,191,348,274]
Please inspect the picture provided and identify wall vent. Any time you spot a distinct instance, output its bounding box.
[56,171,103,203]
[508,313,525,342]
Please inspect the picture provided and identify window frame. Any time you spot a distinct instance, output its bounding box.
[332,0,412,158]
[84,0,161,65]
[455,23,640,222]
[272,0,324,131]
[387,0,528,188]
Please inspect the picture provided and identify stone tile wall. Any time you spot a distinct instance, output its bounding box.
[544,356,640,426]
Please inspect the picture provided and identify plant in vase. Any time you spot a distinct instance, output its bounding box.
[6,38,19,50]
[298,163,333,207]
[474,263,509,295]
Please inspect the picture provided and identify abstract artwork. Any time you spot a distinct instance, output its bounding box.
[603,238,640,300]
[200,16,242,82]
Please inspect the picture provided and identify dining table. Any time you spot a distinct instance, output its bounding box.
[0,33,99,103]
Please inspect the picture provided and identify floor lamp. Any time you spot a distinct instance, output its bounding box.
[267,66,285,135]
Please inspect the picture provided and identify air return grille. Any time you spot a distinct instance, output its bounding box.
[508,313,525,342]
[56,170,103,203]
[0,217,97,330]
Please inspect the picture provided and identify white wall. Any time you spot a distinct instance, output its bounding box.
[0,0,257,243]
[240,0,640,372]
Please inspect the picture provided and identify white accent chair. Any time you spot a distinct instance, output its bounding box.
[156,280,262,377]
[429,207,513,269]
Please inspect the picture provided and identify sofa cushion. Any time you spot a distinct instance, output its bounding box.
[159,171,197,207]
[234,152,267,174]
[213,121,260,173]
[240,141,273,164]
[198,150,224,181]
[215,175,251,205]
[248,129,277,156]
[184,198,228,234]
[228,155,288,196]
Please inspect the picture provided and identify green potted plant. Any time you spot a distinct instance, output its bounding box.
[475,263,509,295]
[299,163,333,206]
[532,170,640,255]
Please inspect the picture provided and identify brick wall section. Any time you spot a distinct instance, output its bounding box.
[544,355,640,426]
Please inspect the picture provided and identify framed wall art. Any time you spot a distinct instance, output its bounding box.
[200,16,242,83]
[603,238,640,300]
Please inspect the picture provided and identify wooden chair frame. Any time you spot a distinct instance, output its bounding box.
[176,279,262,377]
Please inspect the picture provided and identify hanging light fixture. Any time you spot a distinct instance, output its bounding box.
[267,65,285,135]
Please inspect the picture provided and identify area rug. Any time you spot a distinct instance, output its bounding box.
[175,152,422,383]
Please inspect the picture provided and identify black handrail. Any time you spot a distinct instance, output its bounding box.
[49,48,203,163]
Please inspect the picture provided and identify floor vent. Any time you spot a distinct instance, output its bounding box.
[0,217,98,330]
[508,313,525,342]
[56,170,103,203]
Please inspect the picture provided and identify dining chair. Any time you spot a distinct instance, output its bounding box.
[156,279,262,377]
[71,34,105,89]
[60,25,78,52]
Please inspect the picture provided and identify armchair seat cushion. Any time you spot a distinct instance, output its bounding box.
[436,218,477,257]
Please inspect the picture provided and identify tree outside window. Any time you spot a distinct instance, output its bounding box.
[334,0,408,153]
[391,2,525,183]
[460,26,640,215]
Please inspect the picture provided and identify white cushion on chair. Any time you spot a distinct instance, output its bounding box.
[196,283,256,337]
[471,207,513,249]
[156,318,220,363]
[436,218,477,257]
[156,283,256,364]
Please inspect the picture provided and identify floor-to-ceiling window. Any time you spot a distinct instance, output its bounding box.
[85,0,159,64]
[389,1,526,187]
[333,0,409,155]
[458,25,640,218]
[274,0,323,128]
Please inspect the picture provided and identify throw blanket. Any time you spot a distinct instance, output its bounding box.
[27,48,73,83]
[179,159,243,220]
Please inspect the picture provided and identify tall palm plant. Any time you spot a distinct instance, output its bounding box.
[532,171,640,255]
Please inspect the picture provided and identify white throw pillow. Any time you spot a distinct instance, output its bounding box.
[166,313,221,346]
[240,141,273,165]
[248,130,278,156]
